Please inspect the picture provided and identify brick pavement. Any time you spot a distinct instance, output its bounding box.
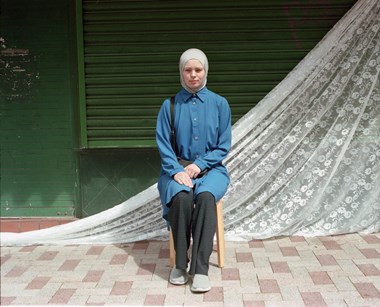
[1,232,379,306]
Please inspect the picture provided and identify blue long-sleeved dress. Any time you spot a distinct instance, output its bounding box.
[156,87,232,220]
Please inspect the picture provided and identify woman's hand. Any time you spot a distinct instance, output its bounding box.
[173,163,202,187]
[173,171,194,188]
[184,163,202,179]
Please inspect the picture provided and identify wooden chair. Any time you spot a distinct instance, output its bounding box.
[169,199,225,268]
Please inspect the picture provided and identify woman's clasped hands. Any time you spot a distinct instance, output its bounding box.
[173,163,202,188]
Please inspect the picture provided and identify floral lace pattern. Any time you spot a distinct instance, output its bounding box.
[222,0,380,239]
[1,0,379,246]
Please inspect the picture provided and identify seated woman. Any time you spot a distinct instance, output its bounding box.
[156,48,232,292]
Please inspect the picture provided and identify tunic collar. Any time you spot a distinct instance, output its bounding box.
[179,87,208,103]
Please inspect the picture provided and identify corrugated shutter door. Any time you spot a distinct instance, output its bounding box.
[81,0,356,148]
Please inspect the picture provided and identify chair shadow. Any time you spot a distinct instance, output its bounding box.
[114,239,172,282]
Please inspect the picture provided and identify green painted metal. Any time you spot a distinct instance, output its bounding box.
[0,0,358,219]
[80,0,357,148]
[75,0,88,149]
[79,149,161,217]
[0,0,78,217]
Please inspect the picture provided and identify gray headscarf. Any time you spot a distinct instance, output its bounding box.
[179,48,209,93]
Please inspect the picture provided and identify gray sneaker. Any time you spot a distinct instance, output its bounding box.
[169,267,188,285]
[191,274,211,292]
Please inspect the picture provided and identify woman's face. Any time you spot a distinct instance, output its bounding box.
[181,59,205,92]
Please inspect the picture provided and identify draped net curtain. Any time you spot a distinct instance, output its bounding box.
[2,0,379,246]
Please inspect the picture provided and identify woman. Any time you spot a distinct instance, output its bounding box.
[156,48,232,292]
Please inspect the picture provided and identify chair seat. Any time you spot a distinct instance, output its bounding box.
[169,199,225,268]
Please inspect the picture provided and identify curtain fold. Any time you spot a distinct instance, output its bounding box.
[1,0,379,246]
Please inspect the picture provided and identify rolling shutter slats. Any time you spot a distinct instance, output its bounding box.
[81,0,356,148]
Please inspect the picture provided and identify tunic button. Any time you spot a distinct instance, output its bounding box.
[194,136,199,140]
[194,118,197,121]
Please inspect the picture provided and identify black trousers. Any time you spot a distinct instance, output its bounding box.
[169,190,216,276]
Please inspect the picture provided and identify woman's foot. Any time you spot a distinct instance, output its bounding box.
[169,267,188,285]
[191,274,211,292]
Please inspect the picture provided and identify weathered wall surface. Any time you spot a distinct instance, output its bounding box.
[1,0,78,217]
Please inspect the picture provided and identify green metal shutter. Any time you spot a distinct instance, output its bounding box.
[1,0,78,217]
[80,0,356,148]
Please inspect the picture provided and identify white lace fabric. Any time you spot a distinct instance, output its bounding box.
[1,0,379,246]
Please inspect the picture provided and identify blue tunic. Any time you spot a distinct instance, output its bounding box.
[156,87,232,220]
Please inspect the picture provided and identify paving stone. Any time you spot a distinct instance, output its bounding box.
[67,294,90,305]
[345,297,380,307]
[336,259,363,276]
[123,288,148,306]
[38,251,59,261]
[48,288,76,304]
[1,233,379,306]
[316,254,339,266]
[115,254,132,266]
[58,259,81,271]
[248,240,265,248]
[25,276,51,289]
[258,279,280,293]
[356,263,380,276]
[290,236,307,243]
[0,297,16,305]
[236,252,254,263]
[204,286,223,302]
[360,234,380,244]
[243,299,265,307]
[222,286,244,306]
[222,267,240,280]
[354,282,380,299]
[163,288,186,306]
[252,257,271,269]
[360,248,380,259]
[5,265,29,277]
[13,295,52,305]
[270,261,290,273]
[86,245,105,255]
[280,246,299,257]
[309,271,334,285]
[330,275,357,291]
[300,291,327,306]
[321,239,342,250]
[82,270,104,282]
[144,294,165,306]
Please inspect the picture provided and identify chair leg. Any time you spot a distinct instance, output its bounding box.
[168,199,225,268]
[169,228,175,268]
[216,200,225,268]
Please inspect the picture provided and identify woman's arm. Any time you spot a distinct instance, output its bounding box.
[156,99,183,177]
[194,97,232,170]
